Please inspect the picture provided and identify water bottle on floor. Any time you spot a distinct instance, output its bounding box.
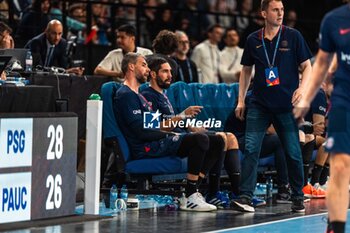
[110,184,118,210]
[120,185,128,208]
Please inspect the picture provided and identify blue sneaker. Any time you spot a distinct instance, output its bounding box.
[252,196,266,207]
[206,191,230,209]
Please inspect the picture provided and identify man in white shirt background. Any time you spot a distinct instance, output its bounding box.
[191,24,223,84]
[219,28,243,83]
[94,24,152,80]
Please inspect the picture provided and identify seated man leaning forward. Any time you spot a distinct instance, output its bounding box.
[141,56,241,208]
[114,52,222,212]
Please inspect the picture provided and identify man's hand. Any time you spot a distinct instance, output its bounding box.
[313,121,325,136]
[292,87,303,106]
[66,67,85,76]
[183,106,203,118]
[235,101,245,121]
[293,99,311,120]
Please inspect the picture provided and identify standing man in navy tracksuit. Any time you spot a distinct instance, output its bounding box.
[295,2,350,233]
[233,0,312,213]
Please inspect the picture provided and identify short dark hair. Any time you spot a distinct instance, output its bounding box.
[152,30,178,55]
[261,0,282,11]
[121,52,143,74]
[206,23,223,34]
[223,27,238,39]
[117,24,136,37]
[148,56,168,74]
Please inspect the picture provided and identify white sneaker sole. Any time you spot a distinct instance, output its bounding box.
[179,206,217,212]
[231,201,255,213]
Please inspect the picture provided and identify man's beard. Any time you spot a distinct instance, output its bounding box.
[156,75,171,89]
[136,73,147,84]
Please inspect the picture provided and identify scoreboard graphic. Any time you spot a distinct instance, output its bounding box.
[0,114,78,224]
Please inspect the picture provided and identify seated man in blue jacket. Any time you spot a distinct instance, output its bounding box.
[114,52,222,212]
[141,56,241,208]
[25,19,84,75]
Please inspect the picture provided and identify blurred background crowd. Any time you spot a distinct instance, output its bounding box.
[0,0,346,75]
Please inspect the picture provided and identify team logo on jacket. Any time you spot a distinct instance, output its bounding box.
[143,110,161,129]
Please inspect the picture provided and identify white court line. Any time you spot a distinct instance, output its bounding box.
[205,212,330,233]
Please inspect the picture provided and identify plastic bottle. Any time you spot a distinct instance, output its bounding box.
[266,176,273,200]
[110,184,118,210]
[25,50,33,72]
[120,185,128,206]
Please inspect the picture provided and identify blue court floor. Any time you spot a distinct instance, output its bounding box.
[210,210,350,233]
[1,199,349,232]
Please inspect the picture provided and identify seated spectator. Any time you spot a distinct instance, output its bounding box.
[174,0,210,46]
[68,3,86,42]
[25,20,84,75]
[0,21,14,80]
[191,24,224,83]
[94,24,152,80]
[148,30,179,81]
[0,21,14,49]
[15,0,51,48]
[172,30,199,83]
[142,56,240,208]
[219,28,243,83]
[114,52,220,212]
[50,0,86,34]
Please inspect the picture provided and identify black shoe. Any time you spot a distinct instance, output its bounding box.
[230,197,255,212]
[276,192,292,204]
[291,199,305,213]
[276,185,292,204]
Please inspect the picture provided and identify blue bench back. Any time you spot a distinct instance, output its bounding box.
[165,82,239,131]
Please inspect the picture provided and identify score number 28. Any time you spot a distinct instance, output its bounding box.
[46,125,64,210]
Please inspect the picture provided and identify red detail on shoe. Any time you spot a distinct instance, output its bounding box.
[145,146,150,153]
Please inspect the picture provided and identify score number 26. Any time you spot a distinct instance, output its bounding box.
[46,125,64,210]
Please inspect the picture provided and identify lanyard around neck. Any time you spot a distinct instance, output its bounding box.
[138,93,153,111]
[261,26,282,68]
[178,59,193,83]
[162,92,175,115]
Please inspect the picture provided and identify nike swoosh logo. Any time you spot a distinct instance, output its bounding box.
[340,28,350,35]
[256,45,262,49]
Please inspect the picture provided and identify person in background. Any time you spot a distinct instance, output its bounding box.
[219,28,243,83]
[148,30,179,81]
[173,30,199,83]
[15,0,51,48]
[0,21,14,80]
[25,20,84,75]
[94,24,152,80]
[0,21,14,49]
[285,9,297,28]
[191,24,224,83]
[294,2,350,230]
